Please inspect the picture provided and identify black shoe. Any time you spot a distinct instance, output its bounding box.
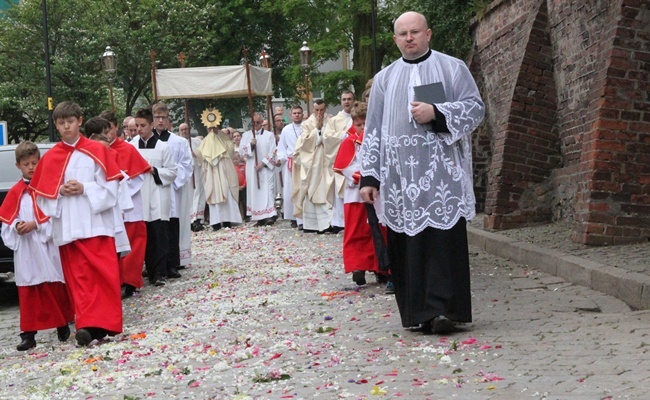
[265,216,277,226]
[352,270,367,286]
[142,269,148,277]
[57,325,71,342]
[122,284,136,299]
[212,223,222,231]
[375,273,389,284]
[317,226,331,234]
[191,221,204,232]
[75,329,93,346]
[154,277,167,287]
[303,229,317,233]
[167,268,181,279]
[89,327,108,341]
[222,222,232,228]
[384,281,395,295]
[254,219,268,227]
[330,226,344,234]
[430,316,456,335]
[176,265,186,270]
[16,332,36,351]
[290,221,298,228]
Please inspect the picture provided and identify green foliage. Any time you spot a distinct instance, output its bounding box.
[0,0,479,143]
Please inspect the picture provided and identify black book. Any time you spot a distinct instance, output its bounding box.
[413,82,447,104]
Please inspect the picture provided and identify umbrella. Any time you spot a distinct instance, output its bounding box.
[365,203,390,272]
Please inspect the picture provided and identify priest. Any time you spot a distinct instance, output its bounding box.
[359,11,485,334]
[323,90,355,233]
[239,112,278,226]
[277,105,304,228]
[197,126,242,230]
[291,99,332,233]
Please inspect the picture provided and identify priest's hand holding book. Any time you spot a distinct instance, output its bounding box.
[410,101,436,125]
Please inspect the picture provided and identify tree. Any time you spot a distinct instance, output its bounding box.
[0,0,480,143]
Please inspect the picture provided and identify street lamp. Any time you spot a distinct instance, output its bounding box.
[299,41,312,116]
[102,46,117,112]
[260,49,273,128]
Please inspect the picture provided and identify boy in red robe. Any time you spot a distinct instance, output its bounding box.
[30,101,123,346]
[333,102,389,288]
[0,141,74,351]
[99,111,152,298]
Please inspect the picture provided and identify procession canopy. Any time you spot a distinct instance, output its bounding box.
[155,65,272,100]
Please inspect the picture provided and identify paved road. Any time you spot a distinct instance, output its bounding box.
[0,221,647,399]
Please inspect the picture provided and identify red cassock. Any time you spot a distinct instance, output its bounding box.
[0,181,74,332]
[18,283,74,332]
[59,236,122,334]
[31,136,124,334]
[334,128,387,274]
[111,138,151,289]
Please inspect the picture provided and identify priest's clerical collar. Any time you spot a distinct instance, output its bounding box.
[402,48,432,64]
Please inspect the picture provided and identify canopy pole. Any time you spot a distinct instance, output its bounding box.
[149,50,158,102]
[243,47,260,189]
[178,52,190,125]
[177,52,195,189]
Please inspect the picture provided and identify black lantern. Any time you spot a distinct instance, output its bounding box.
[102,46,117,112]
[299,42,312,116]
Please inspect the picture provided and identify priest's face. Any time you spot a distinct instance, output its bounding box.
[135,118,154,140]
[179,123,190,139]
[341,92,354,113]
[290,108,303,124]
[55,116,83,144]
[393,12,432,59]
[312,103,326,120]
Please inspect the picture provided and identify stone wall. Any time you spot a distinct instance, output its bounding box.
[470,0,649,244]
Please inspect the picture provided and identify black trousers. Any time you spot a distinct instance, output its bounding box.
[145,219,169,282]
[167,217,180,272]
[388,218,472,327]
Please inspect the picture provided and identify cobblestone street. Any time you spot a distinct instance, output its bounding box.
[0,220,648,399]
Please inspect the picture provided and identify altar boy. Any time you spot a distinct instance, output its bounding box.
[30,101,123,346]
[0,141,73,351]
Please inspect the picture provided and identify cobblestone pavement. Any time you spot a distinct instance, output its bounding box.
[0,220,648,399]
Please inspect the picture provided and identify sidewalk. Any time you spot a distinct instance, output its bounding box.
[467,215,650,310]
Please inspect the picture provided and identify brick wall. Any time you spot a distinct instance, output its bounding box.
[470,0,650,244]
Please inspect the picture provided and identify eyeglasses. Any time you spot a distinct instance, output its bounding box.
[153,115,168,120]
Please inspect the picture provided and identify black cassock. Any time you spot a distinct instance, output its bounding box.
[387,218,472,327]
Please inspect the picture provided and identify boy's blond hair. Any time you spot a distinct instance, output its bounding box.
[151,102,169,115]
[15,141,40,163]
[53,101,82,120]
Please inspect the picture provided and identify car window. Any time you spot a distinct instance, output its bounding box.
[0,144,55,192]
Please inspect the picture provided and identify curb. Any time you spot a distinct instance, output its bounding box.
[467,226,650,310]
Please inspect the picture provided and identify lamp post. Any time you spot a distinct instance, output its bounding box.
[299,41,312,117]
[259,49,273,129]
[101,46,117,112]
[41,0,55,142]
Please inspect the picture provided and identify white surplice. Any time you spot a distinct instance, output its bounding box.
[360,49,485,235]
[36,149,119,247]
[130,136,177,222]
[1,191,65,286]
[277,122,303,222]
[239,129,277,220]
